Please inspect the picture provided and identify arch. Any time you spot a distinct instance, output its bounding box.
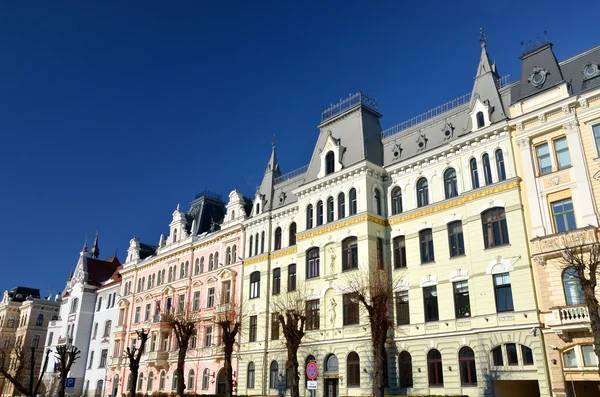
[391,187,402,215]
[347,352,360,386]
[482,153,492,185]
[216,368,226,394]
[250,271,260,299]
[459,346,477,386]
[338,192,346,219]
[147,371,154,391]
[306,204,314,229]
[269,361,279,389]
[95,380,103,397]
[103,320,112,337]
[325,354,339,372]
[325,151,335,175]
[187,369,195,391]
[159,371,165,391]
[172,371,178,390]
[563,267,585,305]
[274,227,282,250]
[289,222,297,246]
[495,149,506,181]
[349,188,358,215]
[427,349,443,386]
[476,111,485,128]
[443,168,458,199]
[202,368,210,390]
[398,351,413,388]
[469,158,479,189]
[416,177,429,207]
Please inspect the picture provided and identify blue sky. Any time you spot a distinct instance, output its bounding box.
[1,1,598,295]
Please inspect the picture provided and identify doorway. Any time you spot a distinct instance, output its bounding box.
[216,369,226,394]
[324,379,338,397]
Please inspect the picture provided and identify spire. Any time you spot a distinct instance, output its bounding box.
[82,237,88,254]
[266,134,280,174]
[90,229,100,259]
[476,28,494,78]
[256,137,282,212]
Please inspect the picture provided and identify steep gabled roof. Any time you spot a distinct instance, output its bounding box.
[86,256,121,287]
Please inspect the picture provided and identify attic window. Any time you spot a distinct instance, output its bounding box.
[476,112,485,128]
[584,64,599,79]
[325,151,335,175]
[529,67,548,88]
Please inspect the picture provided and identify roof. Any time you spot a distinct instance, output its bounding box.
[86,256,122,287]
[98,265,122,290]
[7,286,41,302]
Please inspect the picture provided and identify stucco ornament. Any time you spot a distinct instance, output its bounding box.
[329,298,337,327]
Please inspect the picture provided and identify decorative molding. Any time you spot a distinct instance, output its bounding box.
[419,275,438,287]
[486,256,515,275]
[538,113,547,123]
[579,98,589,109]
[517,137,530,150]
[516,122,524,132]
[562,104,571,115]
[242,254,268,266]
[563,120,579,132]
[270,247,298,260]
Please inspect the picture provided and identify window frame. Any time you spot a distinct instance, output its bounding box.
[459,347,477,386]
[274,227,282,250]
[249,271,260,299]
[349,188,357,215]
[444,168,458,199]
[305,299,320,330]
[427,349,444,387]
[453,280,471,318]
[551,198,577,233]
[346,352,360,387]
[416,178,429,207]
[423,286,439,322]
[470,158,480,189]
[327,196,334,222]
[289,222,297,246]
[535,142,552,175]
[288,264,297,291]
[342,237,358,271]
[493,272,514,313]
[343,293,359,326]
[338,192,346,219]
[419,228,435,264]
[395,290,409,325]
[306,248,320,279]
[495,149,507,181]
[448,221,465,257]
[553,136,571,170]
[482,153,493,184]
[482,207,510,249]
[272,268,281,295]
[249,315,257,342]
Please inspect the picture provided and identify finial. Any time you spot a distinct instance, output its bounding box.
[82,236,88,253]
[479,27,486,46]
[176,203,180,211]
[272,134,276,150]
[90,228,100,259]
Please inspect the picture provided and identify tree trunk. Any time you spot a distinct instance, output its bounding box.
[57,372,66,397]
[0,370,31,396]
[287,342,300,397]
[583,285,600,375]
[129,367,138,397]
[224,344,233,397]
[176,346,187,397]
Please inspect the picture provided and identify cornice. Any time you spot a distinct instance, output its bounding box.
[241,246,300,266]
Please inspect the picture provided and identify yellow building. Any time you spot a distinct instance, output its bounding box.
[509,41,600,397]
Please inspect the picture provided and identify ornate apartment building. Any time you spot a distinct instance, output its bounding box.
[509,41,600,397]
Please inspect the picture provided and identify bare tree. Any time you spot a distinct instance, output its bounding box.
[557,228,600,374]
[165,309,198,397]
[124,328,149,397]
[54,344,81,397]
[270,287,307,397]
[0,338,33,396]
[215,301,240,397]
[342,267,401,397]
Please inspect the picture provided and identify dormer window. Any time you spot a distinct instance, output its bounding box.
[476,112,485,129]
[584,63,599,79]
[256,203,260,214]
[173,229,177,243]
[325,151,335,175]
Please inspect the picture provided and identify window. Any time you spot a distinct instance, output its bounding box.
[494,273,514,312]
[419,229,435,263]
[270,361,279,389]
[342,237,358,271]
[470,158,480,189]
[209,254,215,271]
[327,196,334,222]
[495,149,506,180]
[246,363,255,389]
[91,323,98,339]
[522,345,534,365]
[391,187,402,215]
[552,198,576,233]
[423,286,439,322]
[554,137,571,169]
[254,234,259,256]
[373,188,382,215]
[396,290,409,325]
[187,370,195,391]
[248,236,253,257]
[256,203,260,214]
[505,343,518,365]
[97,297,102,312]
[222,280,231,304]
[36,314,43,326]
[249,272,260,299]
[226,247,231,265]
[482,153,493,184]
[393,236,407,269]
[271,313,279,340]
[326,354,339,372]
[104,320,112,337]
[306,204,313,229]
[180,263,185,279]
[88,351,94,369]
[134,307,140,323]
[427,349,444,387]
[536,143,552,175]
[70,298,79,314]
[459,347,477,386]
[349,188,357,215]
[316,201,324,226]
[99,349,108,368]
[306,299,320,330]
[249,316,257,342]
[159,371,166,391]
[563,349,577,368]
[272,268,281,295]
[416,178,429,207]
[95,380,103,397]
[194,258,200,275]
[172,372,178,390]
[274,227,282,250]
[32,335,40,348]
[453,281,471,318]
[482,208,509,248]
[444,168,458,199]
[492,346,503,366]
[288,264,296,291]
[343,293,359,325]
[594,124,600,155]
[325,151,335,175]
[48,332,53,346]
[260,232,265,253]
[476,111,484,128]
[448,221,465,257]
[193,291,200,311]
[177,294,185,313]
[581,345,598,367]
[398,351,413,388]
[338,192,346,219]
[289,222,297,246]
[377,237,384,269]
[204,327,212,347]
[562,267,584,305]
[306,248,320,279]
[207,287,215,308]
[232,245,237,263]
[147,372,154,392]
[347,352,360,387]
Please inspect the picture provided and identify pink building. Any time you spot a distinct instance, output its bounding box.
[108,190,249,396]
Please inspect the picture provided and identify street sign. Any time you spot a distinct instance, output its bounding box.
[65,378,76,388]
[307,380,317,390]
[306,361,318,380]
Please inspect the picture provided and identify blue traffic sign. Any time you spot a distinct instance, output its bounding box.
[65,378,76,388]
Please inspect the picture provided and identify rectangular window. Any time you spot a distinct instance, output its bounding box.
[47,332,53,346]
[99,349,108,368]
[393,236,407,269]
[506,343,518,366]
[134,306,140,323]
[453,281,471,318]
[306,299,320,330]
[249,316,257,342]
[552,198,577,233]
[177,294,185,313]
[423,286,439,322]
[448,221,465,257]
[419,229,435,264]
[88,351,94,369]
[271,314,279,340]
[32,335,40,348]
[192,291,200,311]
[594,124,600,155]
[395,291,409,325]
[582,345,599,367]
[494,273,514,312]
[207,288,215,308]
[151,334,157,351]
[144,303,151,322]
[221,281,231,304]
[288,264,296,291]
[554,137,571,169]
[97,297,102,312]
[307,249,320,279]
[492,346,503,366]
[204,327,212,347]
[521,345,534,366]
[343,293,359,326]
[377,238,384,269]
[536,143,552,175]
[272,269,281,295]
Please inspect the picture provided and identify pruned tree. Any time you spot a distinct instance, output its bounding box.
[0,338,33,396]
[270,287,307,397]
[342,266,402,397]
[165,309,199,397]
[124,328,150,397]
[215,301,240,397]
[54,344,81,397]
[557,227,600,374]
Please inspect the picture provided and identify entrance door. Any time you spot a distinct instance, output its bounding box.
[216,369,226,394]
[325,379,338,397]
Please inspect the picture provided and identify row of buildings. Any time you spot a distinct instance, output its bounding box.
[3,35,600,397]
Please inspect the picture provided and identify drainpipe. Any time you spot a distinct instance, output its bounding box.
[262,213,273,396]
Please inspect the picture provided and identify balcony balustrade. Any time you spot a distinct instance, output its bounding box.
[57,337,73,345]
[531,226,599,257]
[545,305,591,331]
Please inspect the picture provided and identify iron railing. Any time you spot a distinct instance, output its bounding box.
[497,74,511,89]
[321,91,378,122]
[274,164,309,185]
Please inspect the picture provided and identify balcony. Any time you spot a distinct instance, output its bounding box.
[110,357,123,367]
[152,314,168,323]
[531,226,599,258]
[216,303,231,314]
[57,337,73,345]
[545,305,591,333]
[147,351,169,364]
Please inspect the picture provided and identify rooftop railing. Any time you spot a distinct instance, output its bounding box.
[195,190,222,201]
[497,74,511,89]
[274,164,309,185]
[321,91,378,122]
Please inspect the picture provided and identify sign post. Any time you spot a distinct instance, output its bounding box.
[306,361,318,390]
[65,378,76,389]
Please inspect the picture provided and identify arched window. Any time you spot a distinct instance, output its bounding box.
[137,374,143,391]
[459,346,477,386]
[246,363,255,389]
[202,368,210,390]
[316,201,324,226]
[147,372,154,391]
[95,380,103,397]
[159,371,166,391]
[250,271,260,299]
[469,158,479,189]
[306,248,320,279]
[103,321,112,337]
[347,352,360,386]
[306,204,314,229]
[254,233,259,256]
[185,261,189,277]
[215,252,219,267]
[172,372,178,390]
[70,298,79,314]
[427,349,444,386]
[338,192,346,219]
[482,208,509,248]
[289,222,297,246]
[398,351,413,388]
[180,263,185,279]
[482,153,492,185]
[274,227,282,250]
[260,232,265,254]
[232,245,237,262]
[231,210,235,220]
[444,168,458,199]
[226,247,231,265]
[391,187,402,215]
[194,258,200,275]
[327,197,334,222]
[417,178,429,207]
[187,369,195,390]
[349,188,357,215]
[173,229,177,243]
[199,257,205,273]
[342,237,358,271]
[209,254,214,271]
[374,188,382,215]
[495,149,506,181]
[36,314,43,326]
[325,354,339,372]
[249,236,254,257]
[272,268,281,295]
[563,267,584,305]
[476,111,485,128]
[269,361,279,389]
[325,151,335,175]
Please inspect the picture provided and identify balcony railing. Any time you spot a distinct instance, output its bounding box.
[147,351,169,362]
[57,337,73,345]
[546,305,591,328]
[216,303,231,314]
[152,314,168,323]
[531,226,599,256]
[321,91,378,122]
[274,165,308,185]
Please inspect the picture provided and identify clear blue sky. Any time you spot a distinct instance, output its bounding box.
[1,1,598,295]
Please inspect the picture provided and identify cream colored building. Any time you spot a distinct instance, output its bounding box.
[237,39,551,397]
[509,41,600,397]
